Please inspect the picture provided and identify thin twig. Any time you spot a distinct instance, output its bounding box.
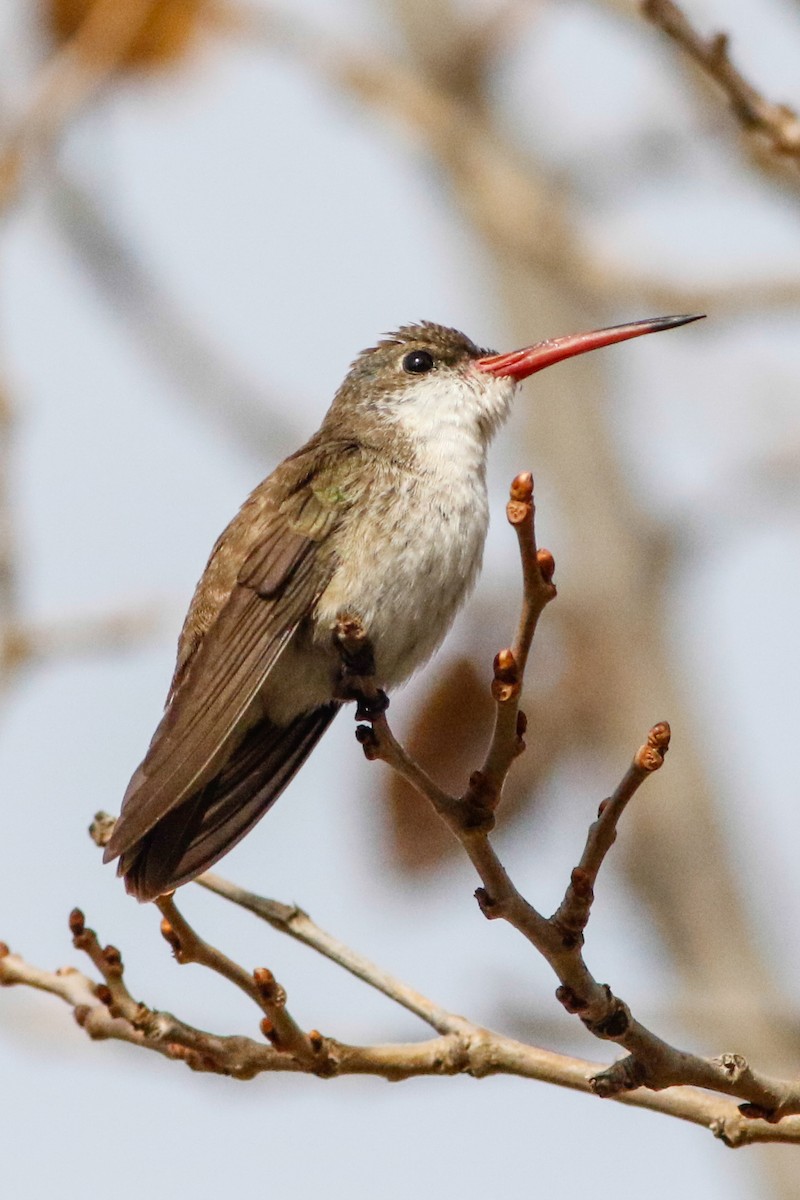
[642,0,800,176]
[551,722,671,943]
[479,471,556,799]
[358,471,800,1124]
[91,809,473,1038]
[214,0,800,311]
[3,926,800,1144]
[196,872,472,1038]
[155,893,318,1066]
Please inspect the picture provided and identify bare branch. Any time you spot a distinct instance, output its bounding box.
[4,911,800,1144]
[551,722,671,943]
[90,809,474,1038]
[195,871,473,1038]
[155,893,318,1066]
[642,0,800,178]
[216,1,800,313]
[356,472,800,1127]
[479,471,556,799]
[358,474,556,835]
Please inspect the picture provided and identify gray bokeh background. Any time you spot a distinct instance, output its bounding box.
[2,1,800,1196]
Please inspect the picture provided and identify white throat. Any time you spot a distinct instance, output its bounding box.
[391,369,516,478]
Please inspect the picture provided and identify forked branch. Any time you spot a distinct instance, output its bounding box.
[3,474,800,1145]
[357,473,800,1126]
[642,0,800,180]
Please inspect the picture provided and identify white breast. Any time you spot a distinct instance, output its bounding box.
[315,367,515,689]
[317,434,489,686]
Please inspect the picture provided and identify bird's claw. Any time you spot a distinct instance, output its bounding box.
[355,689,390,722]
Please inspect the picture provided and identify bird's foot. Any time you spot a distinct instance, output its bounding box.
[333,613,376,677]
[354,689,390,722]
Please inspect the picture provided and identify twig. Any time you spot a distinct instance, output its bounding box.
[195,872,473,1038]
[91,810,473,1037]
[21,801,800,1137]
[67,906,141,1024]
[359,474,555,834]
[358,472,800,1124]
[478,471,556,799]
[4,921,800,1143]
[155,893,318,1066]
[551,722,671,944]
[642,0,800,174]
[214,0,800,312]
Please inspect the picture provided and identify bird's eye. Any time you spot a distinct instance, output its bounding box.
[402,349,435,374]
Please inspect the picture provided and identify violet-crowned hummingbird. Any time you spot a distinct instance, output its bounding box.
[105,314,702,900]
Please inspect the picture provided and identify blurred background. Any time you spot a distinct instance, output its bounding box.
[1,0,800,1195]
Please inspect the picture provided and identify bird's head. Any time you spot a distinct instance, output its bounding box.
[326,315,703,450]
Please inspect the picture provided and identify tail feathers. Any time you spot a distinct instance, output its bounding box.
[120,703,340,901]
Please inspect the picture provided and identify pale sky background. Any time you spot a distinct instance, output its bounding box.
[2,1,800,1197]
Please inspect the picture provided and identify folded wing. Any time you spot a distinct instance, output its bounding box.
[104,441,360,891]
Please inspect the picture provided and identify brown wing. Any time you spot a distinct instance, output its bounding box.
[104,440,362,865]
[119,702,341,901]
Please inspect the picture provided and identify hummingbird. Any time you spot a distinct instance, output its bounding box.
[105,314,702,901]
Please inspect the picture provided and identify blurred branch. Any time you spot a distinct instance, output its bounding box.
[49,169,300,460]
[0,362,160,697]
[641,0,800,184]
[5,477,800,1144]
[216,1,800,314]
[0,382,18,631]
[1,604,162,688]
[0,0,162,216]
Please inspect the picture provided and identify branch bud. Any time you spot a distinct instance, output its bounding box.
[355,723,380,761]
[474,887,501,918]
[160,918,182,956]
[491,648,520,702]
[507,474,534,526]
[648,721,671,751]
[555,985,588,1014]
[536,549,555,583]
[68,908,85,938]
[633,721,671,772]
[570,867,593,899]
[509,472,533,502]
[102,945,123,977]
[260,1017,279,1045]
[254,967,286,1008]
[73,1005,91,1028]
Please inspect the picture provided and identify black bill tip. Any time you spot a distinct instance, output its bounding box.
[639,313,706,332]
